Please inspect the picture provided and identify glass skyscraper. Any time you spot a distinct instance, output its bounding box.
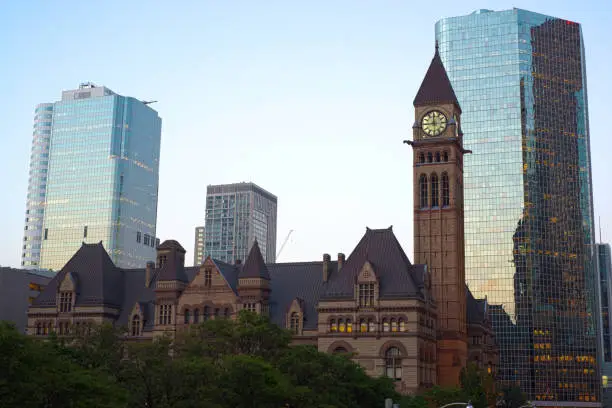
[22,83,162,271]
[597,244,612,405]
[204,182,277,264]
[436,9,599,405]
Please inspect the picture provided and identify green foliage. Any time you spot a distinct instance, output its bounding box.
[1,313,401,408]
[499,385,528,408]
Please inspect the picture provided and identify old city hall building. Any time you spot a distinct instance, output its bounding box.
[27,45,497,394]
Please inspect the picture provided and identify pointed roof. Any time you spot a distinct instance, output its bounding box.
[32,242,124,308]
[239,240,270,280]
[413,42,461,113]
[322,226,422,299]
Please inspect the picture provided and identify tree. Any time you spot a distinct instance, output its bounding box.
[498,385,528,408]
[277,345,398,408]
[460,362,497,408]
[0,322,126,408]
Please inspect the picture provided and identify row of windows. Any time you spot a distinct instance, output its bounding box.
[329,318,408,333]
[34,320,92,336]
[418,150,450,164]
[136,231,157,248]
[184,306,232,324]
[419,173,450,208]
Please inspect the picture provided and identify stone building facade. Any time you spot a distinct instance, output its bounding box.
[27,230,497,394]
[26,44,498,394]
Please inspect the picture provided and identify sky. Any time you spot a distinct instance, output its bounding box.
[1,0,611,268]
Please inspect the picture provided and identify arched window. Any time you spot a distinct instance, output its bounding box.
[360,319,367,332]
[435,152,441,162]
[399,319,406,332]
[193,308,200,323]
[443,151,449,162]
[427,152,433,163]
[36,322,41,335]
[369,319,376,332]
[338,319,346,333]
[419,152,425,163]
[442,172,450,207]
[330,319,337,332]
[290,312,300,334]
[383,319,390,332]
[346,319,353,333]
[131,315,141,336]
[385,347,402,380]
[419,174,428,208]
[431,173,439,207]
[224,308,230,318]
[391,319,398,332]
[333,346,348,354]
[203,306,209,321]
[184,309,190,324]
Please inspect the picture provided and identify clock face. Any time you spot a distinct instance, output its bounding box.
[422,110,447,137]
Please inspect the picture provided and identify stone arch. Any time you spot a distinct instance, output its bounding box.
[327,340,355,354]
[379,340,408,358]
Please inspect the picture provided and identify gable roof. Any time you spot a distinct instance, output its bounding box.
[322,227,423,300]
[32,242,124,308]
[239,240,270,280]
[413,43,461,112]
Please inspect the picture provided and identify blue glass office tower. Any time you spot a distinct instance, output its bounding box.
[598,244,612,405]
[22,103,53,268]
[22,83,162,271]
[436,9,599,405]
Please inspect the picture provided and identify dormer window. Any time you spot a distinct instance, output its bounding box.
[59,291,73,312]
[358,283,375,307]
[158,255,167,269]
[290,312,300,334]
[131,314,141,336]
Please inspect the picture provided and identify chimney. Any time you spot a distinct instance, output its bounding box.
[235,259,242,265]
[323,253,331,282]
[338,253,345,271]
[145,261,155,288]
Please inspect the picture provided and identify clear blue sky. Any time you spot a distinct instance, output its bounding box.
[1,0,610,267]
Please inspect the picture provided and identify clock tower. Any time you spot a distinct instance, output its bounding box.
[404,43,471,387]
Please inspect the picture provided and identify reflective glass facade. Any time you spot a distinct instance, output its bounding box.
[194,226,205,266]
[35,84,161,271]
[436,9,599,405]
[204,182,277,264]
[598,244,612,407]
[22,104,53,268]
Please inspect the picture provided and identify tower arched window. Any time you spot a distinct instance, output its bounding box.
[443,151,449,162]
[290,312,300,334]
[435,152,441,162]
[431,173,439,207]
[442,172,450,207]
[131,314,141,336]
[419,152,425,163]
[427,152,433,163]
[184,309,190,324]
[419,174,428,208]
[385,347,402,380]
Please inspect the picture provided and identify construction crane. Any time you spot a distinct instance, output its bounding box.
[276,229,294,260]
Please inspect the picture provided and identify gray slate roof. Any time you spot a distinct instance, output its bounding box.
[31,232,484,334]
[322,227,424,300]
